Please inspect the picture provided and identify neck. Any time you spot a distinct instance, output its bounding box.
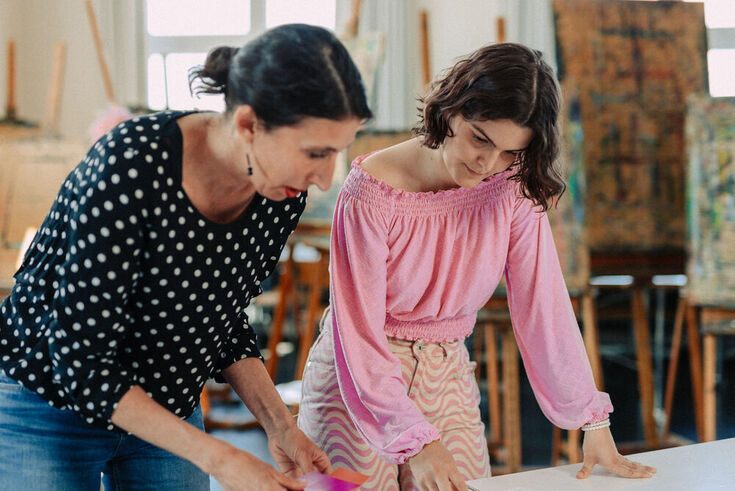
[180,113,256,223]
[417,139,459,192]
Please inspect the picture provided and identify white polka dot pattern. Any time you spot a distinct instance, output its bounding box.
[0,111,306,431]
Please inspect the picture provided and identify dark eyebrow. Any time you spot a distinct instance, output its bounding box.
[470,123,528,153]
[305,147,338,153]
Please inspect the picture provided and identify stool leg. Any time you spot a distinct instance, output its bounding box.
[686,304,704,441]
[294,257,327,380]
[200,386,211,419]
[702,333,717,442]
[473,325,483,383]
[551,426,562,466]
[582,290,604,390]
[662,294,686,440]
[567,429,581,463]
[265,255,293,380]
[632,287,659,448]
[501,327,521,473]
[484,324,501,446]
[550,427,582,465]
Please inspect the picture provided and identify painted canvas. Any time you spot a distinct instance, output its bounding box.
[548,82,589,294]
[552,0,707,252]
[685,95,735,309]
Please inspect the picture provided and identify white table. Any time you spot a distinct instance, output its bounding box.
[467,438,735,490]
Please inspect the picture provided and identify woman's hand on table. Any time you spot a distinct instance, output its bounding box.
[208,440,307,491]
[407,440,468,491]
[577,427,657,479]
[268,423,333,478]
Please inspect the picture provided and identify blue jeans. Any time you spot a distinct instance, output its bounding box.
[0,369,209,490]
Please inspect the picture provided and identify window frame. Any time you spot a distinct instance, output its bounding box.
[142,0,343,111]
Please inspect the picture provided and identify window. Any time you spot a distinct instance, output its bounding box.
[265,0,336,29]
[697,0,735,29]
[707,49,735,97]
[685,0,735,96]
[147,0,251,36]
[145,0,337,111]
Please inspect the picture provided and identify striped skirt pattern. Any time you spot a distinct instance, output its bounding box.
[298,312,491,490]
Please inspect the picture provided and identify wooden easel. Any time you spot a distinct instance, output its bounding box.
[662,297,734,443]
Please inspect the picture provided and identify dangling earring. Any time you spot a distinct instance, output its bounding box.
[247,154,253,176]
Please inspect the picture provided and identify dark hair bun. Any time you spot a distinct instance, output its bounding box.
[188,24,372,127]
[189,46,238,96]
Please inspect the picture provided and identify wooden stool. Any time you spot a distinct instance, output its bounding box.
[474,298,521,474]
[292,249,330,379]
[701,308,735,442]
[661,294,704,441]
[475,288,604,471]
[585,274,659,449]
[265,235,330,382]
[663,299,734,442]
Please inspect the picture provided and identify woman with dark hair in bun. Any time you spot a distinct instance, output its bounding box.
[0,24,371,490]
[298,43,655,490]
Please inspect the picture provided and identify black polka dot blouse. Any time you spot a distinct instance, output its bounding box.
[0,110,306,431]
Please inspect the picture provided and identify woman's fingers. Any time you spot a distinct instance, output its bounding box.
[622,456,656,475]
[312,451,333,475]
[579,455,656,480]
[623,457,656,475]
[449,471,469,491]
[576,461,595,479]
[609,456,654,478]
[275,471,307,490]
[625,458,656,477]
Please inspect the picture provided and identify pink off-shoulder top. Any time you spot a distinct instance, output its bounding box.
[327,156,612,464]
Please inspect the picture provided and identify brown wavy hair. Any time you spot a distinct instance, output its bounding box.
[415,43,564,210]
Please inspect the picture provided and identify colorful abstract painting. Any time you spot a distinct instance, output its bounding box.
[552,0,707,252]
[548,82,590,294]
[685,95,735,309]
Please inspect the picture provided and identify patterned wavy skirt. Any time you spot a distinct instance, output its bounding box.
[297,311,491,490]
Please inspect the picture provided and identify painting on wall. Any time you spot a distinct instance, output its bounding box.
[685,95,735,309]
[548,82,589,294]
[552,0,707,252]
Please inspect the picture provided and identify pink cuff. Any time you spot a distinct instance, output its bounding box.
[381,421,441,465]
[584,410,612,426]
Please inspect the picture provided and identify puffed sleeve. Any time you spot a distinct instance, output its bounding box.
[46,136,149,428]
[213,306,264,381]
[504,195,612,429]
[329,192,440,464]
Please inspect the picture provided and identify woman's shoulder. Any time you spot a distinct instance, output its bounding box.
[75,111,189,191]
[357,139,421,193]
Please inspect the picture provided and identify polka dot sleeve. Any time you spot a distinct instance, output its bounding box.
[212,296,263,380]
[46,134,150,427]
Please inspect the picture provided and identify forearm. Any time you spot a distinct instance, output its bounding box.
[110,385,231,474]
[223,358,295,437]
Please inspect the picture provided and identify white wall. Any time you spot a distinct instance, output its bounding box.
[0,0,140,142]
[0,0,559,140]
[413,0,502,84]
[3,1,729,139]
[407,0,557,123]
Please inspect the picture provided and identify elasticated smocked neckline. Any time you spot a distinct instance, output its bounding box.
[341,154,516,217]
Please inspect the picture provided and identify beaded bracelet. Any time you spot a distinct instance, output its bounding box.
[581,418,611,431]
